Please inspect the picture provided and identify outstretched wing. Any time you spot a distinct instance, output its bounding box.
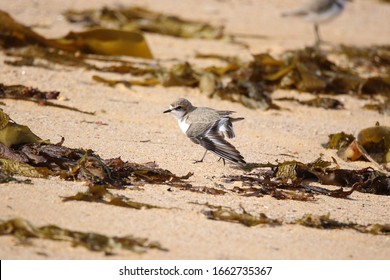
[190,120,246,166]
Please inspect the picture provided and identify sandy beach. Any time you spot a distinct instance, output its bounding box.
[0,0,389,259]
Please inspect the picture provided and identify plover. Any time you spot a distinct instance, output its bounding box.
[282,0,351,45]
[163,98,246,166]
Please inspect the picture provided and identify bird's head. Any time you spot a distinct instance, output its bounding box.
[163,98,194,119]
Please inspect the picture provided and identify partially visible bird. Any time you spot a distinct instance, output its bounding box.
[163,98,246,167]
[282,0,352,46]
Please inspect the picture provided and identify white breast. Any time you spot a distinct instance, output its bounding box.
[178,119,190,134]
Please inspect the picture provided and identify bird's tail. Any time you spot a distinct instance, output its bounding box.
[219,117,244,139]
[231,117,244,122]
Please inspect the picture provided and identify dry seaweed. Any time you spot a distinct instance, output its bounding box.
[5,45,156,75]
[0,111,192,190]
[89,46,390,110]
[296,214,390,235]
[275,96,344,109]
[164,47,390,109]
[327,125,390,164]
[62,185,161,209]
[0,143,193,188]
[0,218,167,254]
[57,29,152,58]
[0,83,59,100]
[203,206,390,235]
[179,185,226,195]
[357,125,390,163]
[158,62,199,87]
[363,100,390,115]
[0,10,152,58]
[232,185,316,201]
[326,132,355,150]
[64,6,266,44]
[227,172,354,201]
[230,157,390,197]
[0,83,94,115]
[0,110,44,147]
[213,80,278,110]
[0,10,62,49]
[92,61,278,109]
[335,45,390,114]
[3,10,390,111]
[339,45,390,71]
[268,47,383,95]
[105,158,193,185]
[0,168,30,184]
[4,46,97,69]
[91,62,200,88]
[204,206,282,227]
[0,169,13,183]
[216,47,390,108]
[0,11,157,80]
[0,158,50,178]
[63,6,228,41]
[274,158,390,195]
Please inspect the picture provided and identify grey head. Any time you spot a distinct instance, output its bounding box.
[163,98,195,120]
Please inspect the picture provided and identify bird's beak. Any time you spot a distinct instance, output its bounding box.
[163,109,172,113]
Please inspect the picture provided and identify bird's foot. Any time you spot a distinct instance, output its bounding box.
[192,159,204,164]
[217,157,226,165]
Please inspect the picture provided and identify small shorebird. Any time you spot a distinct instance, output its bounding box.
[163,98,246,166]
[282,0,352,45]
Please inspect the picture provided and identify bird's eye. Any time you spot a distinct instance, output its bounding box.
[176,106,182,110]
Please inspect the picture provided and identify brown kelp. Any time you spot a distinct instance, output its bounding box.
[0,10,152,58]
[202,205,390,235]
[0,218,166,254]
[327,124,390,165]
[0,83,93,115]
[83,47,390,110]
[3,9,390,111]
[0,110,192,189]
[63,6,228,40]
[232,157,390,197]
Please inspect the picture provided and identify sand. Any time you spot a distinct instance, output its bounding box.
[0,0,389,259]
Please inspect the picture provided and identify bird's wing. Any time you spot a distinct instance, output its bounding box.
[217,117,235,139]
[185,107,220,138]
[185,121,213,139]
[191,120,246,166]
[283,0,335,16]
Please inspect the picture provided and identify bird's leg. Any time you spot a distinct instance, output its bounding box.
[193,150,208,164]
[314,24,321,47]
[217,157,226,165]
[314,24,333,48]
